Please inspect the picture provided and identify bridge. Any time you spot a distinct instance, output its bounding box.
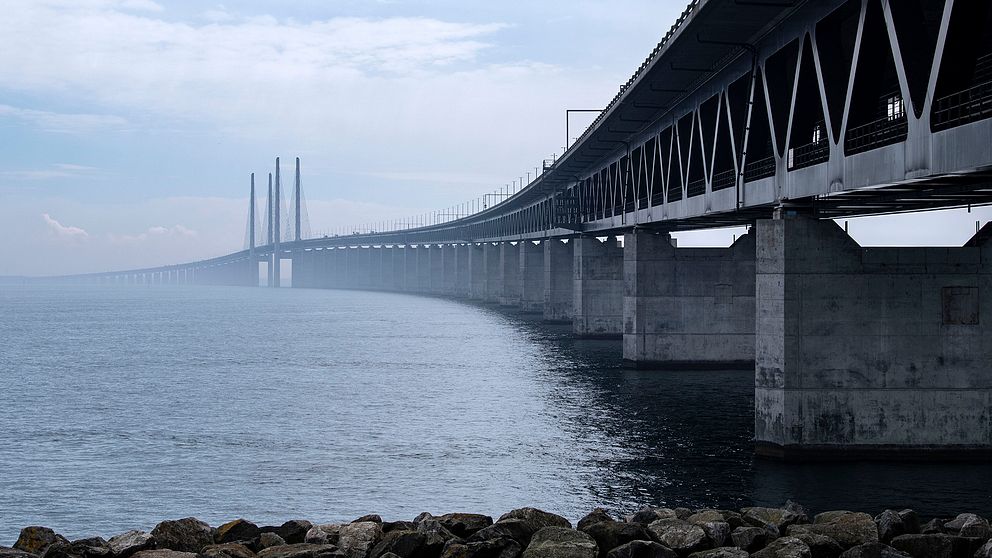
[60,0,992,459]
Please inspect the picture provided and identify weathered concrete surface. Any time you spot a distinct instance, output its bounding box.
[416,245,430,293]
[331,248,347,289]
[369,247,383,290]
[484,243,501,304]
[403,246,418,293]
[441,244,457,296]
[544,240,574,322]
[519,241,544,313]
[499,242,521,307]
[755,218,992,458]
[389,246,405,291]
[379,247,394,290]
[429,245,445,295]
[574,236,623,338]
[454,244,471,298]
[623,231,755,369]
[468,243,486,300]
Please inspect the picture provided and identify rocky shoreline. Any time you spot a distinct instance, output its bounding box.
[3,504,991,558]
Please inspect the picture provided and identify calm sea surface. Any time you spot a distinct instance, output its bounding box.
[1,284,991,542]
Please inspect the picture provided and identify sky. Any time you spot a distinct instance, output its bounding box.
[1,0,990,276]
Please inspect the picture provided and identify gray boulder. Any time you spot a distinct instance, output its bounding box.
[151,518,214,554]
[581,521,649,557]
[976,539,992,558]
[277,522,314,546]
[1,548,39,558]
[131,551,199,558]
[305,526,340,546]
[920,520,946,535]
[787,513,878,549]
[415,520,460,554]
[14,527,69,556]
[627,510,678,527]
[108,531,154,558]
[256,545,344,558]
[743,508,805,536]
[687,549,748,558]
[889,534,961,558]
[578,510,616,532]
[696,522,730,548]
[896,512,920,536]
[257,534,285,551]
[604,541,675,558]
[521,527,596,558]
[468,520,532,546]
[730,526,770,552]
[645,519,708,555]
[497,509,571,537]
[790,532,843,558]
[336,522,383,558]
[200,543,255,558]
[944,514,990,540]
[751,537,812,558]
[440,537,521,558]
[874,512,905,544]
[215,521,261,545]
[368,531,425,558]
[837,543,910,558]
[435,515,493,539]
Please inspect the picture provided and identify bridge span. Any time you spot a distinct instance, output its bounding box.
[63,0,992,459]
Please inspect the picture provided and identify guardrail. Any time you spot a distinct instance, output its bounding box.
[845,116,908,155]
[933,80,992,131]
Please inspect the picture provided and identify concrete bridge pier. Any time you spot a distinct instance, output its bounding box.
[402,246,417,293]
[468,243,486,300]
[544,239,574,323]
[573,236,623,338]
[454,244,471,298]
[368,247,383,290]
[291,250,306,288]
[429,245,445,294]
[518,241,544,313]
[441,244,457,296]
[755,217,992,459]
[415,245,430,293]
[499,242,520,306]
[622,230,756,369]
[484,243,501,303]
[387,246,403,291]
[377,246,393,290]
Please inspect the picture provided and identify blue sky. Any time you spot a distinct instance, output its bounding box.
[1,0,990,275]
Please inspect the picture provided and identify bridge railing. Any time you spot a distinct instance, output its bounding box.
[845,115,909,155]
[787,140,829,171]
[933,79,992,132]
[744,156,775,183]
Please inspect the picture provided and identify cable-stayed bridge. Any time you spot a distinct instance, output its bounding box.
[59,0,992,459]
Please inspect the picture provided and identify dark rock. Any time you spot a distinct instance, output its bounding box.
[256,545,344,558]
[815,513,854,525]
[108,531,154,558]
[353,517,382,525]
[627,510,678,527]
[686,549,748,558]
[604,540,676,558]
[581,521,649,557]
[874,512,905,544]
[889,534,967,558]
[278,522,314,546]
[717,512,744,531]
[919,519,946,535]
[39,542,83,558]
[645,520,708,555]
[468,520,532,546]
[696,522,730,548]
[896,512,920,536]
[381,524,415,535]
[520,527,596,558]
[257,535,285,551]
[674,510,693,521]
[415,520,460,554]
[369,531,425,558]
[790,533,843,558]
[944,513,990,540]
[686,512,724,525]
[216,521,261,545]
[14,527,69,556]
[750,536,812,558]
[435,515,493,540]
[730,526,770,553]
[201,543,256,558]
[787,513,878,549]
[837,543,911,558]
[742,508,804,536]
[336,522,383,558]
[578,510,615,532]
[784,502,810,523]
[151,518,214,554]
[440,537,521,558]
[1,549,39,558]
[131,551,199,558]
[305,526,340,546]
[496,509,571,535]
[64,538,111,558]
[976,539,992,558]
[412,514,433,525]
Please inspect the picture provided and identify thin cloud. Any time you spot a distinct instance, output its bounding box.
[1,163,100,181]
[0,104,127,134]
[41,213,89,238]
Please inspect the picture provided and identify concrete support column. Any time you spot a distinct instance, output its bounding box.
[454,244,471,298]
[441,244,457,296]
[468,244,486,300]
[755,218,992,458]
[574,236,623,338]
[389,246,405,291]
[622,231,755,368]
[332,248,348,288]
[416,245,430,293]
[403,246,418,292]
[379,247,393,290]
[519,241,544,313]
[369,247,383,290]
[429,245,445,294]
[292,250,305,288]
[484,243,501,303]
[499,242,521,306]
[544,239,574,322]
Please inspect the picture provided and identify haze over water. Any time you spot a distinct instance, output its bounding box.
[1,285,991,542]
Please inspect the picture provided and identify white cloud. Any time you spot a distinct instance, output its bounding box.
[0,104,127,134]
[110,224,198,245]
[42,213,89,239]
[1,163,101,181]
